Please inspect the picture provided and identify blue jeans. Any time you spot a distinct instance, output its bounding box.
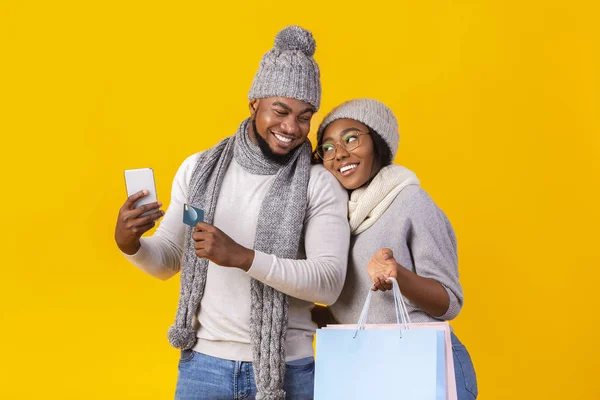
[175,350,314,400]
[451,333,478,399]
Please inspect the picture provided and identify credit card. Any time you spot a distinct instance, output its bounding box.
[183,203,204,227]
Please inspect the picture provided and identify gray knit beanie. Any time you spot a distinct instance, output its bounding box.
[317,98,399,157]
[248,26,321,110]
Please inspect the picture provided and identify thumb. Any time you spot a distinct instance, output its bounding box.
[381,248,394,261]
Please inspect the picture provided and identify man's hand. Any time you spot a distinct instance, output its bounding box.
[367,248,399,291]
[192,222,255,271]
[115,190,164,255]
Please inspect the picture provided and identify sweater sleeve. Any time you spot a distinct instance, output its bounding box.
[406,188,464,320]
[247,165,350,305]
[122,153,199,280]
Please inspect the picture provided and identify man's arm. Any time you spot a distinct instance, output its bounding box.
[246,166,350,305]
[121,153,198,280]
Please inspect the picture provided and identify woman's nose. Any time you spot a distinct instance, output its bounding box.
[334,143,350,160]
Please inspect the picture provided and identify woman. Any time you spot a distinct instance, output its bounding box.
[313,98,478,399]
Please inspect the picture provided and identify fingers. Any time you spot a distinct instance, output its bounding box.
[371,276,393,292]
[194,221,214,232]
[192,231,213,245]
[121,208,164,226]
[193,235,213,259]
[371,277,385,292]
[130,201,163,218]
[377,277,391,291]
[138,221,157,232]
[381,278,393,291]
[130,221,156,236]
[132,209,164,226]
[195,248,208,259]
[124,190,149,209]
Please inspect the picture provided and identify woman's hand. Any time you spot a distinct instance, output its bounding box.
[368,248,452,317]
[367,248,399,291]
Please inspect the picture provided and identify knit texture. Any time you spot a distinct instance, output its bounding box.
[249,25,321,110]
[168,119,311,399]
[349,165,420,235]
[318,98,399,156]
[331,185,464,325]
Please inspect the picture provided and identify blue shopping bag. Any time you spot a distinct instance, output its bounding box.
[314,278,447,399]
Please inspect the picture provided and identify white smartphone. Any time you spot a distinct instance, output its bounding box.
[124,168,159,216]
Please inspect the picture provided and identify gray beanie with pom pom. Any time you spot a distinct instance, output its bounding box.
[249,25,321,110]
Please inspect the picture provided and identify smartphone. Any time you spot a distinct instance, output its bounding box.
[124,168,159,216]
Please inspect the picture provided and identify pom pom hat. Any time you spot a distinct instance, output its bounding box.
[248,26,321,111]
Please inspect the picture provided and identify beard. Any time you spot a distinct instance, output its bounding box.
[252,116,295,165]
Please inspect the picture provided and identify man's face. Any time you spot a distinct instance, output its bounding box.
[249,97,315,159]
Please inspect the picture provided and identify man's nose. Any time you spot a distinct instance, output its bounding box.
[280,116,300,135]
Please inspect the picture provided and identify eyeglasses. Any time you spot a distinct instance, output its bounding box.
[316,131,370,161]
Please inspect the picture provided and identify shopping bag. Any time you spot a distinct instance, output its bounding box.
[321,322,458,400]
[314,278,450,400]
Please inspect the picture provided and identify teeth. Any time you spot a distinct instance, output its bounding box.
[340,164,358,173]
[274,133,293,143]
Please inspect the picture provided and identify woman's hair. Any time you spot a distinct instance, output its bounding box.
[312,126,393,174]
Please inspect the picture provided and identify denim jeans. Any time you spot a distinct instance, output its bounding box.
[175,350,314,400]
[451,333,478,399]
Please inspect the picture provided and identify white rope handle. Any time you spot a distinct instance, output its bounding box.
[353,277,412,338]
[391,277,411,327]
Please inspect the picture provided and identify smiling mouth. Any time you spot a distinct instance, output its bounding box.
[272,132,294,145]
[339,163,359,175]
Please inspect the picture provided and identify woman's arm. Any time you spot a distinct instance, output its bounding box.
[367,248,450,317]
[367,189,463,320]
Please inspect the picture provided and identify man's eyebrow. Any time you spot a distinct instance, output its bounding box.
[272,101,292,112]
[271,102,315,115]
[300,107,315,114]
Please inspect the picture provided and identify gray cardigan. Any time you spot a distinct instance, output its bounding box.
[330,185,463,325]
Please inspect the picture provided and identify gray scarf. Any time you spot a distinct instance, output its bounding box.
[167,118,311,400]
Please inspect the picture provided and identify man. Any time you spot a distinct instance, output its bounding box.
[114,26,350,400]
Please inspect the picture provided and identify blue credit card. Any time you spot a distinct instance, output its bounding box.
[183,203,204,227]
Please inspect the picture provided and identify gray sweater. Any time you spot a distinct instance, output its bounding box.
[330,185,463,325]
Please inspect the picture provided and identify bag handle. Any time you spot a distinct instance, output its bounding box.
[353,278,412,338]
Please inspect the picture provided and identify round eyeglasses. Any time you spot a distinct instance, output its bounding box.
[316,131,370,161]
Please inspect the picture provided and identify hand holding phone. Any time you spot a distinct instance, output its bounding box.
[115,168,164,255]
[124,168,159,216]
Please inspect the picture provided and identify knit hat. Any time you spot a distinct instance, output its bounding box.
[317,98,399,157]
[248,26,321,110]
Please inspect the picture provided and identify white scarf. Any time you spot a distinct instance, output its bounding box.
[349,165,420,235]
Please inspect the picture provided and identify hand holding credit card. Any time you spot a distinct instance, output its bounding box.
[183,203,204,227]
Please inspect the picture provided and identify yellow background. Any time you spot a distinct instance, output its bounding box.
[1,0,599,399]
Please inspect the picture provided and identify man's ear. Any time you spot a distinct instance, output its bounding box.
[249,99,260,116]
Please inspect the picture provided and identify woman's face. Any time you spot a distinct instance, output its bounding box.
[320,118,378,190]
